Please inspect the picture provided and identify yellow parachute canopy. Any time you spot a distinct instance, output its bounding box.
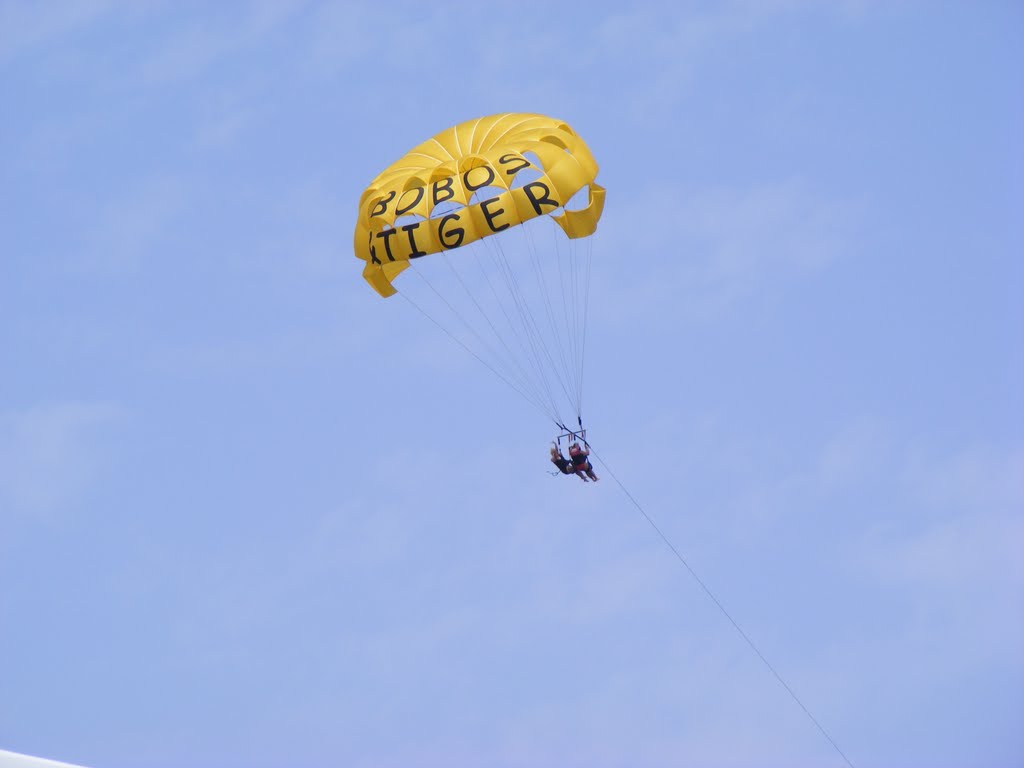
[354,113,606,297]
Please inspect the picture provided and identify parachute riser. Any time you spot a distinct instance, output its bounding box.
[554,423,588,449]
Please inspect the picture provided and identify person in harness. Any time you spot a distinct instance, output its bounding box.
[550,444,589,481]
[568,442,599,482]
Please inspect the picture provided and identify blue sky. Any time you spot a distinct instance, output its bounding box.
[2,2,1022,767]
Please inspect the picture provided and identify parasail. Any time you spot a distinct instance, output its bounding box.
[354,113,605,433]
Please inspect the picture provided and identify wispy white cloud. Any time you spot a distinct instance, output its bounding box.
[133,0,308,85]
[750,425,1024,699]
[147,323,368,379]
[601,179,855,322]
[862,444,1024,593]
[638,417,1024,756]
[0,401,125,517]
[75,175,187,274]
[0,0,115,63]
[304,2,382,75]
[590,2,842,117]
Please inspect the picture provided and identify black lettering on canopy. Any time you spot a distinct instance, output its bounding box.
[498,153,531,176]
[522,181,560,215]
[437,213,465,249]
[370,190,396,218]
[402,222,427,258]
[368,232,381,265]
[463,164,496,192]
[480,198,510,232]
[375,228,399,261]
[395,186,424,216]
[432,176,456,207]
